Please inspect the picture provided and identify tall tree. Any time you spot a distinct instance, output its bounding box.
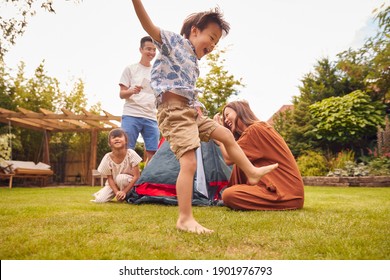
[283,99,318,157]
[337,5,390,103]
[275,4,389,158]
[62,78,88,113]
[196,48,245,117]
[0,60,99,172]
[0,61,14,111]
[3,61,64,162]
[11,61,63,112]
[298,57,358,104]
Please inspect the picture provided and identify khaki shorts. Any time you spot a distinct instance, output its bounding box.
[157,101,218,159]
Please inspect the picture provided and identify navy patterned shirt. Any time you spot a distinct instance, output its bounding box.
[151,29,202,105]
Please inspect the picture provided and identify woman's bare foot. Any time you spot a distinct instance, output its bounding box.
[247,163,278,185]
[177,218,214,234]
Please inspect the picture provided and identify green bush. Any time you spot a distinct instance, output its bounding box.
[368,156,390,175]
[135,142,145,159]
[139,161,146,172]
[0,134,14,160]
[297,151,328,176]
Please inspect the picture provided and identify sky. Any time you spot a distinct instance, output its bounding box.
[3,0,389,121]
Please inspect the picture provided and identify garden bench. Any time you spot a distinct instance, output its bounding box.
[0,161,53,189]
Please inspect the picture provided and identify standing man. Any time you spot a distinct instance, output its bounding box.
[119,36,159,164]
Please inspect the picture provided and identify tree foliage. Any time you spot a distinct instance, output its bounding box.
[196,48,245,117]
[298,58,350,104]
[0,61,66,162]
[0,60,107,183]
[0,1,107,183]
[0,61,14,110]
[337,4,390,103]
[12,61,63,112]
[310,90,385,148]
[62,78,88,113]
[274,4,389,158]
[286,100,318,157]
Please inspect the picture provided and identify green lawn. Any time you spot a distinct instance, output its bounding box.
[0,186,389,260]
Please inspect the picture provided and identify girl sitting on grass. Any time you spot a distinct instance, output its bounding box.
[91,128,142,203]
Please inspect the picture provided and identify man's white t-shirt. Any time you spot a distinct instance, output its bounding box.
[119,63,157,120]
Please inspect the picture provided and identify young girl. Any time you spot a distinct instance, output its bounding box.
[91,128,142,203]
[131,0,278,233]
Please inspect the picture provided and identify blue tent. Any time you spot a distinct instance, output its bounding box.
[126,140,232,206]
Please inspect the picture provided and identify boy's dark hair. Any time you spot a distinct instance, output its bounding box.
[180,7,230,39]
[140,36,153,48]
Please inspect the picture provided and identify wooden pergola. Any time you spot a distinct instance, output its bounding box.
[0,106,121,184]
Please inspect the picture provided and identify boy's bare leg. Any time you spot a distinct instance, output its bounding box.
[211,126,278,185]
[176,150,213,234]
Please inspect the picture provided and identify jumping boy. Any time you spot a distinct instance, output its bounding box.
[131,0,278,234]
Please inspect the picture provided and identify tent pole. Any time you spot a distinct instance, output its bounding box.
[89,129,98,185]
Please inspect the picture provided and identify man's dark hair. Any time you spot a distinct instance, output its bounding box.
[140,36,153,48]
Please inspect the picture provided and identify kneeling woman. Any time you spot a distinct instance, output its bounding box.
[215,101,304,210]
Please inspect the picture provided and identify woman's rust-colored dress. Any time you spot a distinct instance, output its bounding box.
[222,122,304,210]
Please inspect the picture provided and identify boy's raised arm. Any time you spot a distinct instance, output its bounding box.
[132,0,162,43]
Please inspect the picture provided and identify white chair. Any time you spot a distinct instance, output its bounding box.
[91,169,106,187]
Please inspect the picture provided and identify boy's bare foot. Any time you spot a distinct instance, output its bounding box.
[248,163,278,185]
[177,218,214,234]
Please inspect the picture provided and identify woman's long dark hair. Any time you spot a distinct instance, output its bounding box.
[222,101,259,140]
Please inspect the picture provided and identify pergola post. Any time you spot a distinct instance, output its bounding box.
[89,128,98,185]
[43,130,50,165]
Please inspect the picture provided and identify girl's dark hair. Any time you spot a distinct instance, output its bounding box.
[180,7,230,39]
[222,101,259,140]
[108,128,128,146]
